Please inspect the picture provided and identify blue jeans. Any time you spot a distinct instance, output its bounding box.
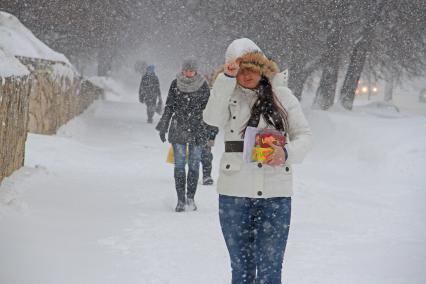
[219,195,291,284]
[172,143,202,201]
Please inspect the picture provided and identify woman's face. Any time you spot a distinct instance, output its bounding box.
[183,70,196,78]
[236,68,261,89]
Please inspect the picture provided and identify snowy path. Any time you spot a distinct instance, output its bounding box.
[1,100,426,284]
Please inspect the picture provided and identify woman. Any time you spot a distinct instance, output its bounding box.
[203,38,312,283]
[156,58,212,212]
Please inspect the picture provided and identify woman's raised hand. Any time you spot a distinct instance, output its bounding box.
[224,59,240,77]
[264,140,286,167]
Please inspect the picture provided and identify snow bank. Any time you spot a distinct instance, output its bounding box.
[354,101,400,118]
[0,11,70,64]
[49,62,77,82]
[88,76,125,101]
[0,167,42,217]
[0,49,29,78]
[306,108,426,186]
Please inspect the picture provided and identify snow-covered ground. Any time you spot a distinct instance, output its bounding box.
[1,83,425,283]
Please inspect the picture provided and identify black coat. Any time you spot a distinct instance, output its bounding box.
[156,79,218,145]
[139,72,161,105]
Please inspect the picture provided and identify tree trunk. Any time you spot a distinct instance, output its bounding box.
[312,0,345,110]
[339,0,385,110]
[384,75,394,102]
[312,55,340,110]
[97,48,113,76]
[288,67,311,101]
[339,32,374,110]
[289,57,321,101]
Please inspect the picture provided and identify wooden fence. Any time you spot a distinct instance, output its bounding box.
[0,75,31,183]
[0,56,103,183]
[18,56,102,134]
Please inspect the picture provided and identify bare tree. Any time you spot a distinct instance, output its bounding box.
[3,0,425,95]
[312,0,349,109]
[339,0,425,109]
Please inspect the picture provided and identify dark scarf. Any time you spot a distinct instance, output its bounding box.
[245,78,286,133]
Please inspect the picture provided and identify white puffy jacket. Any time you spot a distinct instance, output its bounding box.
[203,73,312,198]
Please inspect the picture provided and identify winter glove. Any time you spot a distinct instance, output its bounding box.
[207,140,215,147]
[159,131,167,143]
[264,140,286,167]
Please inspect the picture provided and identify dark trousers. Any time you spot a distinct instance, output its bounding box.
[201,145,213,178]
[219,195,291,284]
[146,103,155,122]
[172,143,202,202]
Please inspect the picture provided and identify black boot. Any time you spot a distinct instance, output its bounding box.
[201,146,213,185]
[174,168,186,212]
[202,176,214,185]
[175,200,185,212]
[186,169,199,211]
[186,198,197,211]
[202,164,212,182]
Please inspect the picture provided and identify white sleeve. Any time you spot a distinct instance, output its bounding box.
[276,87,313,164]
[203,73,236,128]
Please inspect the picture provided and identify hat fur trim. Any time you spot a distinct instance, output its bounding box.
[238,51,279,80]
[211,52,279,84]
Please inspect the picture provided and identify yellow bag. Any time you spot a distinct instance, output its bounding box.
[166,145,189,164]
[166,146,174,164]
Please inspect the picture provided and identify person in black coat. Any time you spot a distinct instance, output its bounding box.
[156,58,216,212]
[139,65,162,123]
[201,120,218,185]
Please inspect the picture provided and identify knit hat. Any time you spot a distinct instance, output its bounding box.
[182,58,198,72]
[146,65,155,72]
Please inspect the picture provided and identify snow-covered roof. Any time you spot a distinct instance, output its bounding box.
[0,11,70,64]
[0,48,29,78]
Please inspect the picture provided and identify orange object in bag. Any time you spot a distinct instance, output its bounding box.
[251,129,286,162]
[252,147,274,162]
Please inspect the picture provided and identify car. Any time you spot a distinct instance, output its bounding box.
[355,82,379,96]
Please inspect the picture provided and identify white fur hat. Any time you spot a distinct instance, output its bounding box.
[225,38,262,62]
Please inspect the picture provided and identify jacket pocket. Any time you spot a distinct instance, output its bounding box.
[264,164,292,183]
[282,164,292,175]
[220,154,242,175]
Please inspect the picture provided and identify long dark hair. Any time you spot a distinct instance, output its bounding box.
[241,77,289,137]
